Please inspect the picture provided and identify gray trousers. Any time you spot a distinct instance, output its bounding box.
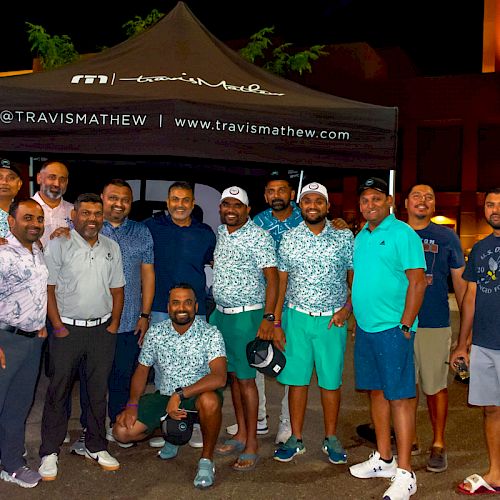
[0,329,43,472]
[40,321,116,456]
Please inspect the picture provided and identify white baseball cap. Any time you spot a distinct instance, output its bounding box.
[298,182,328,202]
[220,186,249,206]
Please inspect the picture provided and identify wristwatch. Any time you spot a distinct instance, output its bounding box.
[263,313,275,321]
[400,324,411,333]
[175,387,185,401]
[139,312,151,320]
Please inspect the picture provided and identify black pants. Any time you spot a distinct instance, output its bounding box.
[39,321,116,456]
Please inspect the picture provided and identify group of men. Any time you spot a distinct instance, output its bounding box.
[0,157,499,499]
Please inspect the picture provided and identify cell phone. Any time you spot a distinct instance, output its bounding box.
[453,357,470,380]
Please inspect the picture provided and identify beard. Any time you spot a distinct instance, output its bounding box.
[170,311,194,325]
[270,199,289,211]
[303,212,326,225]
[41,185,62,201]
[487,215,500,230]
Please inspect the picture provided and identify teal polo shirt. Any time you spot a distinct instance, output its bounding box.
[352,214,426,333]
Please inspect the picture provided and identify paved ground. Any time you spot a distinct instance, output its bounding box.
[0,299,488,499]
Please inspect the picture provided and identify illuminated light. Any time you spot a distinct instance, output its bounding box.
[432,215,455,225]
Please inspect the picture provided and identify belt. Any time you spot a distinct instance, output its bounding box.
[60,313,111,328]
[216,303,263,315]
[0,323,38,338]
[288,303,341,317]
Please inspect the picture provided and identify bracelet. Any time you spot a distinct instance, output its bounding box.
[127,403,139,407]
[273,320,282,328]
[53,327,66,333]
[343,302,352,312]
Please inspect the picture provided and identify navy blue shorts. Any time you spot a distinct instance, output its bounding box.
[354,325,416,400]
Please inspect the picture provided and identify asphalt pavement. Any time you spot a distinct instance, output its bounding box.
[0,298,487,499]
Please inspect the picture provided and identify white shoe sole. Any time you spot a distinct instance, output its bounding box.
[0,471,39,488]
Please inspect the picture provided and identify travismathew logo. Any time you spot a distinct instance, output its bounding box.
[71,72,285,97]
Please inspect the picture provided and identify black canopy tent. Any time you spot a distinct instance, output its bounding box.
[0,2,397,174]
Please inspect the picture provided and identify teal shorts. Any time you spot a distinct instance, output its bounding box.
[137,389,223,434]
[277,307,347,390]
[209,308,261,380]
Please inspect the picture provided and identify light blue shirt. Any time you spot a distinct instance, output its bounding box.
[139,317,226,395]
[279,221,353,311]
[212,219,277,308]
[253,202,303,249]
[352,214,426,332]
[0,208,8,238]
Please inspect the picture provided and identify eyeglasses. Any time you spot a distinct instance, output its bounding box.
[410,193,434,201]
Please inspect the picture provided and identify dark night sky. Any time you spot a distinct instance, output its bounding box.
[0,1,485,75]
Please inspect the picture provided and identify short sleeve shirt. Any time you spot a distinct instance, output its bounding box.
[101,218,154,332]
[139,316,226,395]
[45,229,125,319]
[32,192,73,249]
[352,214,426,332]
[0,233,48,331]
[212,219,277,307]
[415,222,465,328]
[253,202,303,249]
[278,221,354,311]
[0,208,8,238]
[463,233,500,350]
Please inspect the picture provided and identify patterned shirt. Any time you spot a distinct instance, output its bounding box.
[212,219,277,308]
[0,208,8,238]
[101,218,154,333]
[139,316,226,395]
[253,202,303,249]
[32,192,73,249]
[279,221,354,311]
[0,233,48,331]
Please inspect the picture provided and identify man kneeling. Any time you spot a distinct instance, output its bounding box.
[113,283,227,488]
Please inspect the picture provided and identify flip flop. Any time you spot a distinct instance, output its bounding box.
[232,453,260,472]
[457,474,500,495]
[215,438,245,456]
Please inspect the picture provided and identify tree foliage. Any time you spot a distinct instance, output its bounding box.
[239,27,328,76]
[25,22,79,70]
[122,9,164,37]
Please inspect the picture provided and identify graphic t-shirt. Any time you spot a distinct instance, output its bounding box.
[463,233,500,350]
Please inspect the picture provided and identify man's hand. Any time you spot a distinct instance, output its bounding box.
[331,218,349,230]
[52,325,69,338]
[134,317,150,346]
[0,237,7,246]
[0,347,5,369]
[106,321,119,334]
[450,345,470,369]
[38,326,48,338]
[257,319,274,340]
[328,307,351,329]
[273,327,286,351]
[50,227,71,240]
[116,406,138,430]
[166,393,187,420]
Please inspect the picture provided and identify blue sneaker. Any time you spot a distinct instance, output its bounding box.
[322,435,347,464]
[193,458,215,488]
[274,435,306,462]
[158,441,179,460]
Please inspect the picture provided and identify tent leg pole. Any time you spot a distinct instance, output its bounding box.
[298,170,304,196]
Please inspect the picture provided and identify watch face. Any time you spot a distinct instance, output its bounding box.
[263,313,275,321]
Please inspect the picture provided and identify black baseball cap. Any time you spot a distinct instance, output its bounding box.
[246,338,286,378]
[0,158,21,178]
[161,412,196,446]
[358,177,389,195]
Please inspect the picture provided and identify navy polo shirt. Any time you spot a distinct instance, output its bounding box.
[144,212,216,315]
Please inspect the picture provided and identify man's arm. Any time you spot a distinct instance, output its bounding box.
[272,270,289,351]
[450,265,467,311]
[400,268,427,337]
[329,269,354,329]
[107,286,124,334]
[450,280,476,367]
[47,284,69,337]
[115,363,151,429]
[136,263,155,344]
[256,266,279,341]
[166,356,227,419]
[0,347,5,369]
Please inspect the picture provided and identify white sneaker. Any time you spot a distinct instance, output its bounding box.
[149,436,166,448]
[226,416,269,436]
[189,423,203,448]
[383,468,417,500]
[275,418,292,444]
[84,448,120,471]
[105,426,115,442]
[349,450,397,479]
[39,453,58,481]
[63,432,71,444]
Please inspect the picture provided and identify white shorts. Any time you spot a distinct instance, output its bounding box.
[468,344,500,407]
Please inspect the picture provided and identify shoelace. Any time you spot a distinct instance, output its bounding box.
[12,465,31,477]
